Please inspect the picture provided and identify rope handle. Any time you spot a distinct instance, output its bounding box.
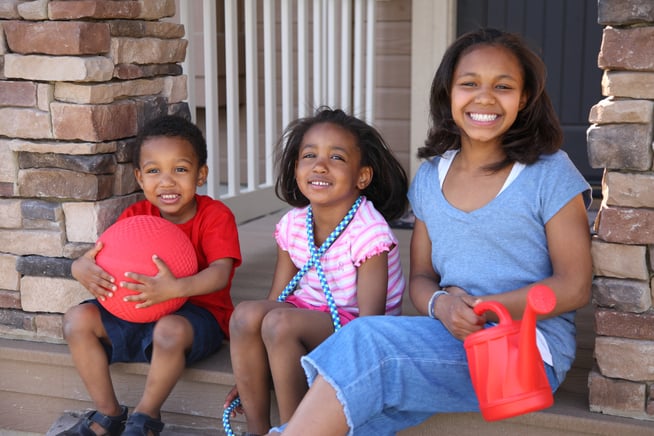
[222,397,241,435]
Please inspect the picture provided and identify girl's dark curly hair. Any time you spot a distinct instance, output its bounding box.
[274,107,408,222]
[132,115,208,168]
[420,28,562,170]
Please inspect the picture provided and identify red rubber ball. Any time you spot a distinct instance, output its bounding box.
[95,215,198,323]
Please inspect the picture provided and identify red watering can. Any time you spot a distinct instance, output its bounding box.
[464,284,556,421]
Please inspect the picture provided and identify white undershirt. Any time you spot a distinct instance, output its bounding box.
[437,149,526,192]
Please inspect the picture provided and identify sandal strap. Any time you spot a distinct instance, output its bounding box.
[57,406,128,436]
[124,412,165,435]
[89,406,128,434]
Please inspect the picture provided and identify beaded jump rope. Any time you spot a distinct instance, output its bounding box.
[222,196,363,436]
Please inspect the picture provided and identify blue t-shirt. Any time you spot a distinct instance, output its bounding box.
[408,150,591,382]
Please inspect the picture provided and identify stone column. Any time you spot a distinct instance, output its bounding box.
[587,0,654,420]
[0,0,188,342]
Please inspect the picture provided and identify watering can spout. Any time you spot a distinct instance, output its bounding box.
[517,285,557,390]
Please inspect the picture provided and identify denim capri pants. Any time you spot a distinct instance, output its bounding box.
[301,315,558,436]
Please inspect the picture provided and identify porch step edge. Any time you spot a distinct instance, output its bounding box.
[2,338,653,436]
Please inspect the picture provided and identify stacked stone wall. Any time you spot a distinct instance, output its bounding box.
[588,0,654,421]
[0,0,188,343]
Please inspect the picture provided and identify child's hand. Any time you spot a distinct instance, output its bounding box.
[435,291,485,341]
[223,385,244,417]
[120,255,181,308]
[71,241,116,301]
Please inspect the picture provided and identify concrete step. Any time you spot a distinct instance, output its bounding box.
[0,337,241,435]
[403,392,654,436]
[2,337,653,436]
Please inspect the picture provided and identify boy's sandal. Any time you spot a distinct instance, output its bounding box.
[122,412,165,436]
[57,405,128,436]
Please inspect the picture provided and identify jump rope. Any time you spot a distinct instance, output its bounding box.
[222,196,363,435]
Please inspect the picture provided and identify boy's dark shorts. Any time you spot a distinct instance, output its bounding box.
[85,299,225,365]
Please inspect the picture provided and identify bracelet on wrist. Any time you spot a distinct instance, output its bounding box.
[428,289,449,319]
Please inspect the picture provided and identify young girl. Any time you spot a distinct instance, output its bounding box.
[268,28,593,436]
[60,115,241,436]
[224,107,408,435]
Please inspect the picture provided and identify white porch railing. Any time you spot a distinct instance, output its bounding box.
[177,0,377,223]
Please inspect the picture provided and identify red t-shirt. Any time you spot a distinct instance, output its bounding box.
[118,194,241,337]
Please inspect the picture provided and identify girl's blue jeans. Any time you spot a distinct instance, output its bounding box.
[301,315,559,436]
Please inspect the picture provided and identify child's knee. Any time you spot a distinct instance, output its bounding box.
[229,300,266,337]
[260,309,294,345]
[152,316,192,350]
[62,303,99,339]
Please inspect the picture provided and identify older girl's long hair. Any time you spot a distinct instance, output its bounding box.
[420,28,562,171]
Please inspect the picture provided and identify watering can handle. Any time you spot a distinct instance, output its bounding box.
[472,285,556,325]
[473,300,513,325]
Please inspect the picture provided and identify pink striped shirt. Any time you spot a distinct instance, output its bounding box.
[275,197,405,316]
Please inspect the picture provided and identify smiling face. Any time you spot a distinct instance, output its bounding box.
[450,44,527,149]
[134,135,208,224]
[294,122,372,213]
